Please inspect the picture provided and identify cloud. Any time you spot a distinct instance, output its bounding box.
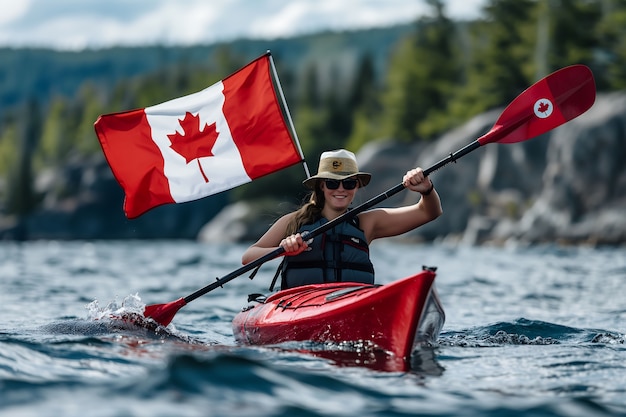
[0,1,31,25]
[0,0,485,50]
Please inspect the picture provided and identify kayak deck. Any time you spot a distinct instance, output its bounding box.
[232,268,445,365]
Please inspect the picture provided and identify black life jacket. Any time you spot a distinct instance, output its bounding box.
[277,216,375,290]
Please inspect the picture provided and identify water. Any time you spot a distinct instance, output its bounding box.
[1,240,625,417]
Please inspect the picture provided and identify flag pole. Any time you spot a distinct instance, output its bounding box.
[267,51,311,179]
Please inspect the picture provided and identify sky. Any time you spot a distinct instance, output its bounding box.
[0,0,485,51]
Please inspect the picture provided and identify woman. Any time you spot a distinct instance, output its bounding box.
[242,149,442,289]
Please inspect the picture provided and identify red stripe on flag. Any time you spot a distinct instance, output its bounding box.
[222,55,301,179]
[95,109,174,218]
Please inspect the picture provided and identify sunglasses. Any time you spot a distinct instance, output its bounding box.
[324,179,358,190]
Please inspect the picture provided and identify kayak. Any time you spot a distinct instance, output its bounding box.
[232,267,445,369]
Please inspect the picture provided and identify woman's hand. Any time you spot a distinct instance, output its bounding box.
[403,168,433,195]
[280,233,310,256]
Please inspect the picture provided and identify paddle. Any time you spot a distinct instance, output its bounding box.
[144,64,595,327]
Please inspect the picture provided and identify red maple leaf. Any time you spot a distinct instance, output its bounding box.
[537,101,550,114]
[168,112,218,183]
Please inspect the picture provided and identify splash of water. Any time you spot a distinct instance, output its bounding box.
[85,293,171,335]
[84,294,205,344]
[86,293,146,321]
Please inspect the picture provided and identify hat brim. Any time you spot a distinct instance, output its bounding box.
[302,172,371,189]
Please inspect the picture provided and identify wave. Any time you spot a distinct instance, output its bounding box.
[439,318,626,347]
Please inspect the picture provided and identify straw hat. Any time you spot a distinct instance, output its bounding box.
[302,149,371,189]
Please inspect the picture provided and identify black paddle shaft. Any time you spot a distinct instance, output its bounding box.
[182,140,481,304]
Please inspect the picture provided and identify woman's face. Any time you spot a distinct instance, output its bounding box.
[320,179,358,212]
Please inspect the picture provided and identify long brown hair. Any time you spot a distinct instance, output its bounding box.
[285,184,325,236]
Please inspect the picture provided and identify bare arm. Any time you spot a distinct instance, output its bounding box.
[359,168,442,242]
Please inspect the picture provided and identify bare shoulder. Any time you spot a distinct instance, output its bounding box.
[260,211,296,240]
[357,209,385,242]
[273,211,297,227]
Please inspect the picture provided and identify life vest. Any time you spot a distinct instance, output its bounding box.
[278,216,375,290]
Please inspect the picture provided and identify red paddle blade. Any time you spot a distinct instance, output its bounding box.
[144,298,187,326]
[479,65,596,146]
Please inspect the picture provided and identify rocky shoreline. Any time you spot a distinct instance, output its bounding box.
[2,92,625,246]
[201,92,626,247]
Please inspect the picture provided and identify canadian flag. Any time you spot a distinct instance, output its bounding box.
[95,53,303,219]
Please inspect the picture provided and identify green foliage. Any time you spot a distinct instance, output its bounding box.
[450,0,537,120]
[295,106,338,157]
[4,99,42,216]
[345,108,380,151]
[345,54,382,149]
[596,0,626,89]
[75,84,107,155]
[2,4,626,214]
[0,123,18,177]
[380,0,462,142]
[37,98,70,169]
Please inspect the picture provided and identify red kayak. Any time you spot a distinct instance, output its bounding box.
[232,267,444,369]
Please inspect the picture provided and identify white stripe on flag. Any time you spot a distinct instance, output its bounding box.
[145,81,251,203]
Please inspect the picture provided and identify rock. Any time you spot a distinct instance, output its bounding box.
[195,92,626,246]
[1,154,226,240]
[197,199,295,243]
[511,92,626,245]
[2,92,625,245]
[462,215,498,246]
[197,201,251,243]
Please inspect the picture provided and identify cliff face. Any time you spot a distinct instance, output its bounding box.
[2,93,625,245]
[507,92,626,245]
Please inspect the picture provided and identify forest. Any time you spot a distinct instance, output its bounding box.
[1,0,626,223]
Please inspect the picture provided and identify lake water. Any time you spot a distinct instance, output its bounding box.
[1,240,625,417]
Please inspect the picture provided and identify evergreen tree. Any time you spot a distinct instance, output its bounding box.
[345,54,383,150]
[380,0,461,142]
[0,118,18,178]
[36,98,70,169]
[293,63,341,157]
[347,53,377,111]
[449,0,536,119]
[596,0,626,90]
[545,0,600,73]
[324,63,353,143]
[74,83,107,156]
[300,63,321,109]
[5,99,41,217]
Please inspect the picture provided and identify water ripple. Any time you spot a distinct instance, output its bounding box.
[1,241,625,417]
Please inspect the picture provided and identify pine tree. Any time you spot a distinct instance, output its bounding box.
[596,0,626,90]
[449,0,537,119]
[380,0,461,142]
[5,99,41,218]
[345,54,382,150]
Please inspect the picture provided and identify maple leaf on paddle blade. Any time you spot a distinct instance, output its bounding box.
[168,112,218,164]
[537,101,550,114]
